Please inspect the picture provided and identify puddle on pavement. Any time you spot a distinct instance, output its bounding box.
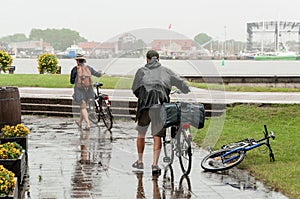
[202,168,258,190]
[15,115,289,199]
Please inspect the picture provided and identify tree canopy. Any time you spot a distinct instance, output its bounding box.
[0,33,27,43]
[29,28,87,51]
[194,33,213,46]
[0,28,87,51]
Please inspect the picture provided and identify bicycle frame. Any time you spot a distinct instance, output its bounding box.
[172,123,191,157]
[221,125,275,164]
[222,141,271,164]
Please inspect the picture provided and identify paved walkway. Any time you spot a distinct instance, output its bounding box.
[19,87,300,104]
[20,115,289,199]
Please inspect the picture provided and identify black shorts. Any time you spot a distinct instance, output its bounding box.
[136,105,166,137]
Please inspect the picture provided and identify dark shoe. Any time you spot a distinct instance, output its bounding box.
[75,121,82,128]
[132,161,144,172]
[83,126,90,131]
[152,165,161,176]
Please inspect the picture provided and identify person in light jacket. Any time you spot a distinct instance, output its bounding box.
[70,54,103,130]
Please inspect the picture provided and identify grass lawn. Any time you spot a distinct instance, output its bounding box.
[192,104,300,199]
[0,74,132,89]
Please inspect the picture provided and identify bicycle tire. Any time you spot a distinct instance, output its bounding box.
[163,165,174,191]
[100,99,113,130]
[88,100,100,125]
[178,128,192,175]
[201,149,245,172]
[177,175,192,198]
[163,127,174,165]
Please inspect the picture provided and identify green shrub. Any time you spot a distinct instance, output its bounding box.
[37,53,59,74]
[0,50,13,73]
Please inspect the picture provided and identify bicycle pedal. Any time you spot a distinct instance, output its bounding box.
[163,157,171,163]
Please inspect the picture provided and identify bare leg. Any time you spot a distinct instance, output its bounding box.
[79,108,84,124]
[137,133,145,163]
[153,136,162,166]
[81,108,90,129]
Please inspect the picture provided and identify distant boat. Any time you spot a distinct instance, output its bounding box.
[63,45,85,58]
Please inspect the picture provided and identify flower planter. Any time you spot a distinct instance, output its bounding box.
[0,136,28,161]
[0,151,26,185]
[0,178,18,199]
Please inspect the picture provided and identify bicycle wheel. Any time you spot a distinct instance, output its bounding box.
[163,165,174,191]
[88,100,100,125]
[177,175,192,198]
[100,99,113,130]
[163,127,175,165]
[201,149,245,172]
[178,128,192,175]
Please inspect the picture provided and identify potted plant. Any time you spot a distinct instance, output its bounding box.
[0,124,30,161]
[0,165,17,198]
[37,53,59,74]
[0,142,25,186]
[1,124,30,138]
[0,50,13,74]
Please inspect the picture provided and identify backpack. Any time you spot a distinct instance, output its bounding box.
[76,65,92,89]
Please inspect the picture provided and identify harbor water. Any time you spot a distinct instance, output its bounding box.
[11,58,300,76]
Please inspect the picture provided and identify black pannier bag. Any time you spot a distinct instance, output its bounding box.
[160,102,181,128]
[180,102,205,129]
[160,102,205,129]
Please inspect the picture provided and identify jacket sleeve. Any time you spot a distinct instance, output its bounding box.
[88,65,102,77]
[70,67,77,84]
[170,70,190,94]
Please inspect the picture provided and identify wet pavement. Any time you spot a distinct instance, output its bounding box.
[19,115,289,199]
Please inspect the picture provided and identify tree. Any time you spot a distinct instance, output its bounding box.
[29,28,87,51]
[194,33,213,46]
[0,33,28,43]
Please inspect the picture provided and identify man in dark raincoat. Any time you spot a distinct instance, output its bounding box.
[131,50,190,175]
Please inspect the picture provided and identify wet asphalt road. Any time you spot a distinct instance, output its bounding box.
[21,115,289,199]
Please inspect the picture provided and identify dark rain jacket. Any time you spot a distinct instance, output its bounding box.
[132,58,190,121]
[70,64,102,103]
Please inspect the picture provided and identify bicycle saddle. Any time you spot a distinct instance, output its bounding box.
[93,82,103,87]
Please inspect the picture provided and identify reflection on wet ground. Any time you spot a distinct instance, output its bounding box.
[19,115,288,199]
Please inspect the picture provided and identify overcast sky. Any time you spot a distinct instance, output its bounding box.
[1,0,299,42]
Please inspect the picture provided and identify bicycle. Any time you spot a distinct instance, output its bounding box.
[163,115,193,175]
[162,91,205,175]
[201,124,275,172]
[87,82,113,130]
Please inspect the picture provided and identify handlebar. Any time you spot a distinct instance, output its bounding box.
[262,125,275,162]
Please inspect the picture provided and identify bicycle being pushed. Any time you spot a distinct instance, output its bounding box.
[162,93,205,175]
[87,82,113,130]
[201,124,275,172]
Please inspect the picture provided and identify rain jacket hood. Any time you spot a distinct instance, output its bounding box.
[144,57,161,69]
